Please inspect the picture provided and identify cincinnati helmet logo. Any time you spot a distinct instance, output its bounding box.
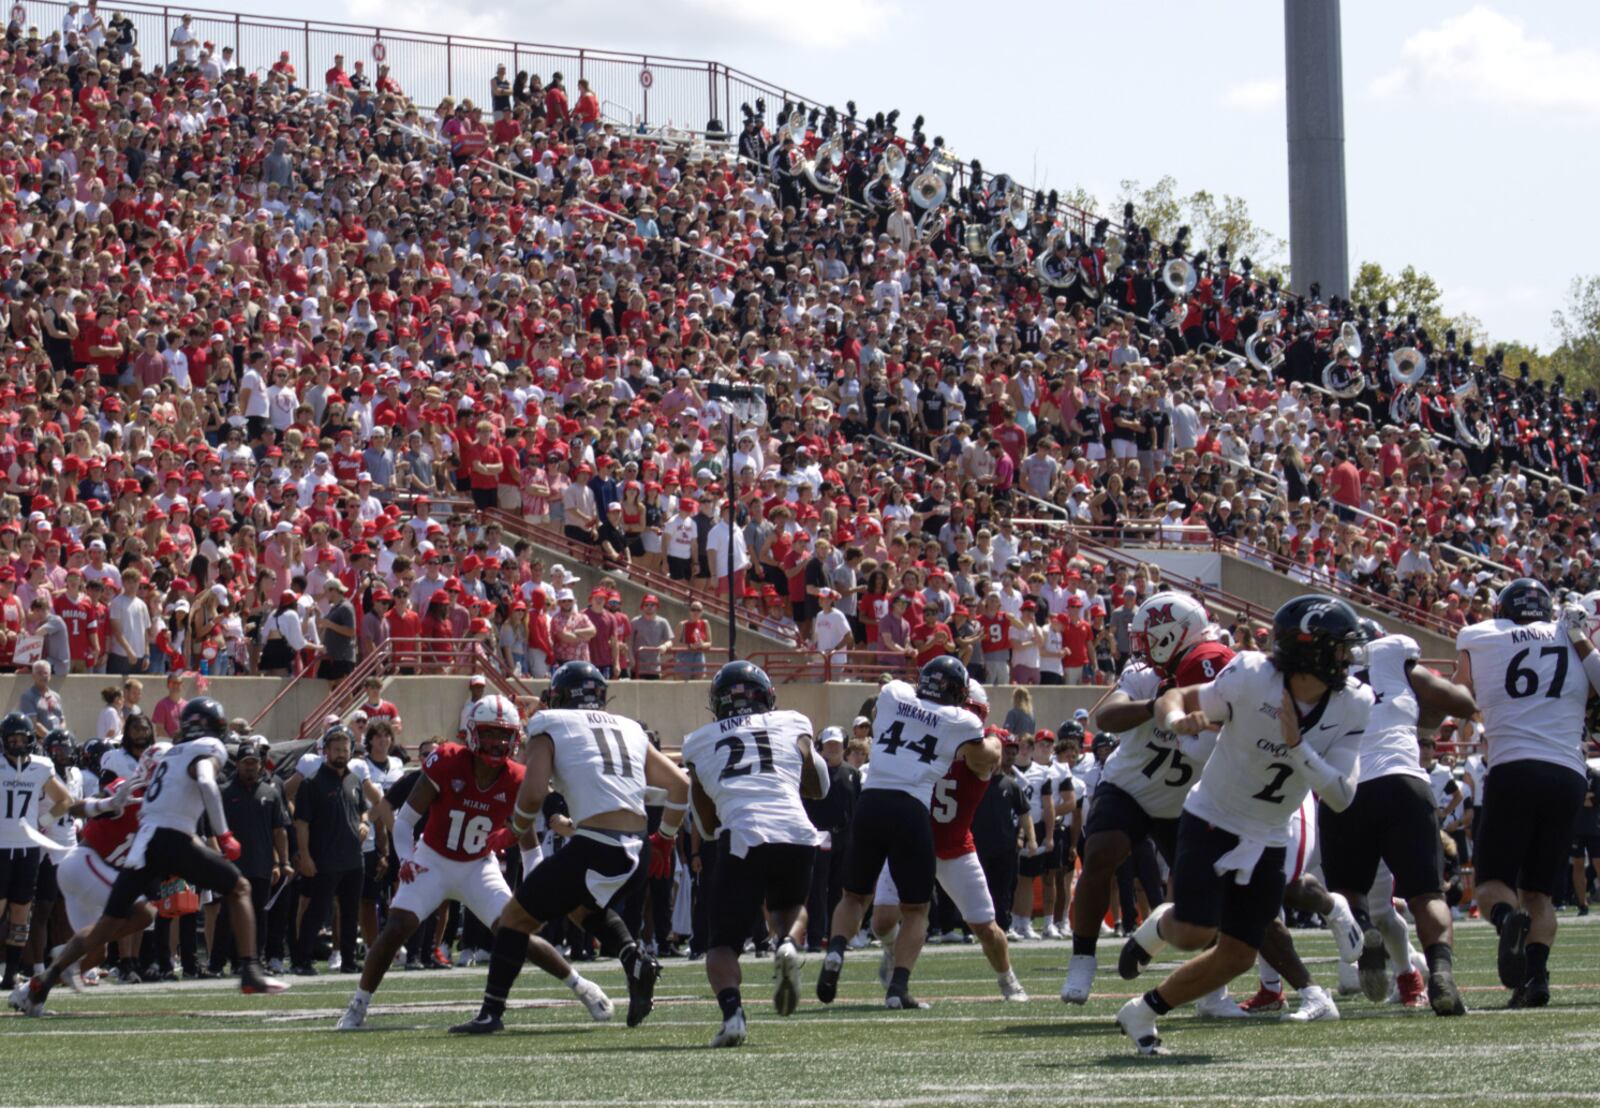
[1299,600,1337,634]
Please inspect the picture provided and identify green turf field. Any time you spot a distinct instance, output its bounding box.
[4,917,1598,1105]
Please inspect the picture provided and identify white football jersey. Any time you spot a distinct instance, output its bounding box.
[1185,652,1373,846]
[1019,760,1053,823]
[527,708,651,825]
[1352,635,1426,783]
[41,765,84,847]
[864,681,984,807]
[1457,619,1588,776]
[101,745,146,783]
[0,754,53,849]
[681,709,822,857]
[1051,761,1084,822]
[1099,661,1213,819]
[138,738,230,834]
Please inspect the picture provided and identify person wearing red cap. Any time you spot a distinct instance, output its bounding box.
[664,497,698,582]
[630,595,672,680]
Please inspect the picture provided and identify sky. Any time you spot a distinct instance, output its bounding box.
[270,0,1600,349]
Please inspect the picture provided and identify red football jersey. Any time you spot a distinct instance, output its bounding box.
[420,743,525,861]
[1175,640,1235,686]
[930,758,991,860]
[82,783,142,867]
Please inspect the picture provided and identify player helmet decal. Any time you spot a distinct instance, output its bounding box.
[917,655,969,707]
[1495,577,1552,624]
[1130,591,1210,673]
[709,660,777,720]
[1271,595,1371,687]
[465,694,521,766]
[548,660,608,709]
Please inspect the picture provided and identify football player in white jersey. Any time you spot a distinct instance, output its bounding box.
[1454,578,1600,1007]
[13,698,288,1014]
[1114,595,1374,1055]
[1064,591,1232,1006]
[99,712,156,783]
[0,714,74,991]
[816,656,997,1011]
[1040,726,1085,941]
[27,729,86,976]
[451,661,690,1035]
[1320,623,1476,1016]
[681,661,828,1047]
[1009,727,1056,941]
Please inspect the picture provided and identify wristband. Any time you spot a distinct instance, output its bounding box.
[1157,709,1184,733]
[658,813,683,839]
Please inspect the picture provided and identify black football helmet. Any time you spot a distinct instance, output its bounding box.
[1,711,33,761]
[709,660,776,720]
[81,738,113,781]
[178,696,228,743]
[121,711,155,755]
[917,655,969,707]
[43,728,78,768]
[1495,578,1552,625]
[1271,595,1371,688]
[547,660,608,710]
[1057,721,1086,747]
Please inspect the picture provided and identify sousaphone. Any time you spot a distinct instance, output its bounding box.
[1246,313,1285,373]
[1387,344,1427,387]
[1162,257,1198,296]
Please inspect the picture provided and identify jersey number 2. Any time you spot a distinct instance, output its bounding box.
[1251,763,1294,804]
[878,720,939,763]
[717,731,775,779]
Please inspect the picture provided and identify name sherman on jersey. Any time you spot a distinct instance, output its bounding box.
[865,680,985,807]
[526,708,652,824]
[0,753,54,849]
[1100,647,1233,819]
[1184,651,1373,846]
[1352,634,1426,783]
[681,708,822,857]
[1457,618,1589,776]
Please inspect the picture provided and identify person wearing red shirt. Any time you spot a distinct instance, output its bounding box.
[1057,601,1094,683]
[463,420,503,510]
[54,570,99,672]
[1328,448,1361,521]
[544,77,570,126]
[324,54,353,94]
[386,591,423,673]
[497,435,523,511]
[573,78,600,133]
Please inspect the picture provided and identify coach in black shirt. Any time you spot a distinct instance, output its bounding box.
[802,729,861,950]
[972,737,1030,933]
[208,739,290,974]
[292,729,367,974]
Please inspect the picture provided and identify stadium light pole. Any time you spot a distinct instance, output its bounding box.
[707,381,765,664]
[1284,0,1350,298]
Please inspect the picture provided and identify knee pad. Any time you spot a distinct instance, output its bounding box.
[7,920,30,946]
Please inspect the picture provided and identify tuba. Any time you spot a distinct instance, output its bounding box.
[1338,321,1362,359]
[1388,385,1421,425]
[1245,314,1285,373]
[1102,231,1126,270]
[804,134,844,194]
[1035,228,1077,288]
[1323,354,1366,399]
[1162,257,1197,296]
[910,168,948,209]
[1387,345,1427,387]
[879,143,907,182]
[1006,188,1029,231]
[916,206,947,245]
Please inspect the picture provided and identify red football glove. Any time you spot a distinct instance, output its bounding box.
[647,832,675,879]
[398,859,427,885]
[217,832,242,862]
[486,827,517,855]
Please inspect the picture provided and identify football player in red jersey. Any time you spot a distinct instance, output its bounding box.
[336,694,612,1029]
[867,682,1025,1001]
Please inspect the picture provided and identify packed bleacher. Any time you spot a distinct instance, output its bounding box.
[2,8,1596,691]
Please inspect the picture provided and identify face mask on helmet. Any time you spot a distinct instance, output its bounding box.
[470,723,516,765]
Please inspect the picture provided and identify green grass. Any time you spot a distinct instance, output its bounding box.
[5,917,1600,1105]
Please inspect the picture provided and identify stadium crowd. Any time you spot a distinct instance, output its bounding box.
[0,6,1592,697]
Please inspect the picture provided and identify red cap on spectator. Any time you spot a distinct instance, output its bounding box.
[279,591,297,605]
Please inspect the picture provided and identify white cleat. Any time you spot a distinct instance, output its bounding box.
[7,978,31,1012]
[709,1009,747,1048]
[1336,959,1362,996]
[327,951,342,973]
[876,943,894,989]
[1017,921,1038,941]
[574,977,615,1022]
[848,931,871,951]
[336,995,368,1030]
[455,947,477,967]
[82,968,100,987]
[1195,985,1248,1019]
[50,948,83,994]
[1326,893,1364,964]
[1115,995,1168,1055]
[998,969,1029,1002]
[1041,921,1063,940]
[1061,954,1096,1005]
[772,941,803,1017]
[1286,984,1340,1022]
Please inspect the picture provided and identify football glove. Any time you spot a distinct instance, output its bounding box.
[216,832,242,862]
[647,832,675,879]
[485,827,516,856]
[398,859,427,885]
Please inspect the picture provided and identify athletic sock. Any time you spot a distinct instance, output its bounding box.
[889,966,911,992]
[1143,988,1172,1015]
[826,934,847,958]
[1258,953,1282,994]
[480,927,528,1018]
[1424,942,1453,975]
[1526,942,1550,980]
[1376,908,1411,968]
[1489,902,1512,931]
[595,909,636,961]
[353,987,372,1003]
[563,970,581,989]
[3,944,21,982]
[1071,934,1097,957]
[716,987,743,1021]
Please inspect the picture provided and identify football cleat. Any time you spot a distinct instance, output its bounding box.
[710,1009,747,1048]
[1427,966,1466,1017]
[574,977,614,1022]
[82,968,100,987]
[1239,985,1285,1013]
[1326,893,1365,964]
[1509,977,1550,1009]
[328,951,342,973]
[1119,903,1170,979]
[1395,969,1427,1009]
[625,951,661,1028]
[336,995,368,1030]
[7,977,31,1012]
[1357,928,1389,1003]
[773,941,803,1017]
[884,988,929,1010]
[1497,909,1532,989]
[1195,986,1248,1019]
[1041,921,1063,941]
[1061,954,1096,1004]
[1118,934,1154,980]
[1115,996,1167,1056]
[1286,984,1340,1022]
[876,944,894,989]
[239,965,290,995]
[448,1012,504,1034]
[816,951,843,1004]
[10,977,47,1017]
[1016,921,1038,941]
[998,969,1029,1002]
[1335,959,1361,995]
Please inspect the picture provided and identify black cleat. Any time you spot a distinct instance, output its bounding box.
[815,951,843,1004]
[1118,935,1153,980]
[1514,976,1550,1009]
[1496,909,1531,989]
[1357,929,1388,1003]
[449,1012,505,1034]
[625,952,660,1028]
[1427,966,1466,1017]
[884,988,929,1010]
